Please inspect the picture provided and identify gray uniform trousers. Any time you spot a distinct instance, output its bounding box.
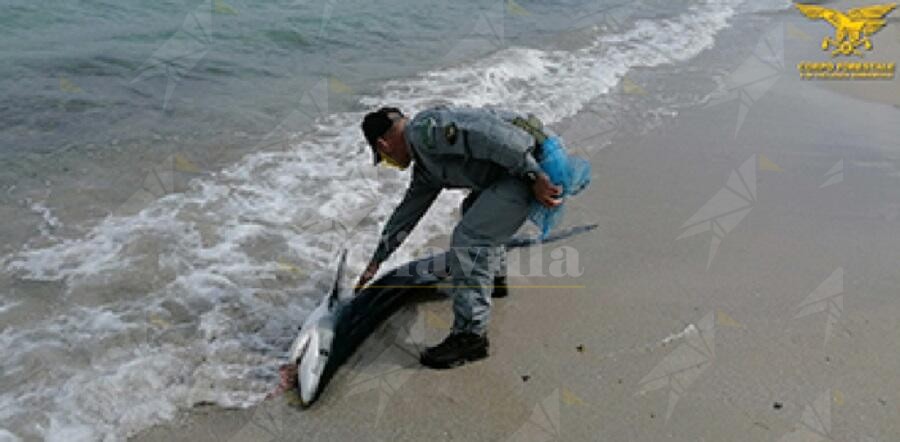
[372,104,546,336]
[450,175,531,335]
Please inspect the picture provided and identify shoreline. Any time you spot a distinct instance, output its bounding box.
[7,0,900,438]
[133,16,900,442]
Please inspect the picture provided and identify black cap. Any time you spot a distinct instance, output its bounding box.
[361,107,404,165]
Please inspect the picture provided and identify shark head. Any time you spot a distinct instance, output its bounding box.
[288,249,348,407]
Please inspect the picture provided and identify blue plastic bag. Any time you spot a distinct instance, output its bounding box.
[527,136,592,238]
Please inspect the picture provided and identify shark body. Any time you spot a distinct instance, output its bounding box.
[288,224,597,407]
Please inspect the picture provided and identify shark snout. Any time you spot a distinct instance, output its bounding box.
[298,327,323,406]
[286,248,346,407]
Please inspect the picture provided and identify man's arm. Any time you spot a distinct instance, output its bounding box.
[444,107,562,208]
[357,170,439,291]
[359,168,440,289]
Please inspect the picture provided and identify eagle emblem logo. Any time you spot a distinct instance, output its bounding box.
[796,3,896,57]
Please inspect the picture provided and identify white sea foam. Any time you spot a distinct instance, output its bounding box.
[0,301,19,314]
[363,0,742,123]
[0,1,746,439]
[0,428,22,442]
[24,199,62,239]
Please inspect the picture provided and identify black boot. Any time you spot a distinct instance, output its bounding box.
[491,275,509,298]
[420,332,489,369]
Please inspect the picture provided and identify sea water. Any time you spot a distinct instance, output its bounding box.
[0,0,790,439]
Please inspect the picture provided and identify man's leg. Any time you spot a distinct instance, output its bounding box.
[491,244,510,298]
[460,190,479,215]
[421,176,531,368]
[461,191,510,298]
[451,176,530,333]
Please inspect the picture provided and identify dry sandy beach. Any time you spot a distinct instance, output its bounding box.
[133,8,900,442]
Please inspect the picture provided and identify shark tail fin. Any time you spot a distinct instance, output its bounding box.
[328,249,348,309]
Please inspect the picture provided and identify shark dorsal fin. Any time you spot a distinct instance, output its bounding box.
[328,249,348,309]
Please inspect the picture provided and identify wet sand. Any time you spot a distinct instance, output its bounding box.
[133,11,900,442]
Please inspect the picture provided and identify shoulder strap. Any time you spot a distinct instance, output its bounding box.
[509,114,548,157]
[510,114,547,144]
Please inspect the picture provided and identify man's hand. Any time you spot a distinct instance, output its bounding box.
[532,173,563,208]
[355,261,380,293]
